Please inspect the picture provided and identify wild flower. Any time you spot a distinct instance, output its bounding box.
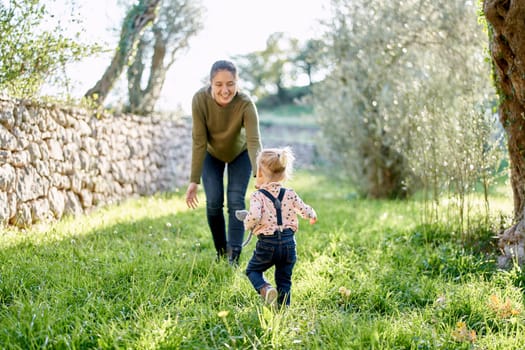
[338,286,351,305]
[338,286,351,298]
[434,295,446,308]
[451,321,476,343]
[217,310,229,318]
[488,294,521,319]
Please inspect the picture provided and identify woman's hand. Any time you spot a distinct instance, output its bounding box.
[185,182,199,209]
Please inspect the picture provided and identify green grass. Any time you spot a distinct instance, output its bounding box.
[0,172,524,349]
[258,104,320,146]
[259,104,317,127]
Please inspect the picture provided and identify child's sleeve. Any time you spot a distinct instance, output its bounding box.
[244,193,263,231]
[291,190,317,220]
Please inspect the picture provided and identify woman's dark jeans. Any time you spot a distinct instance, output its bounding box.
[245,229,297,306]
[202,150,251,261]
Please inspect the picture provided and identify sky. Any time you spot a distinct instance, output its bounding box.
[60,0,331,114]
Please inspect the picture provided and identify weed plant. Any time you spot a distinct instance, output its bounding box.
[0,172,523,349]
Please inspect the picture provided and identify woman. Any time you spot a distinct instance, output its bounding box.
[185,60,262,265]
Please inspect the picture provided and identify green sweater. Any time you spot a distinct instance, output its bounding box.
[190,87,262,184]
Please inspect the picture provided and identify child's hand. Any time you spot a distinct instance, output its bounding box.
[309,217,317,225]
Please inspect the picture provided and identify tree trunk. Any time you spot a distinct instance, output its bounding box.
[361,139,409,199]
[84,0,161,105]
[484,0,525,266]
[127,38,147,111]
[127,29,169,114]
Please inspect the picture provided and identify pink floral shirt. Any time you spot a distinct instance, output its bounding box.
[244,182,317,236]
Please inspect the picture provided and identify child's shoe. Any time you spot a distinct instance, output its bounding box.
[260,284,278,305]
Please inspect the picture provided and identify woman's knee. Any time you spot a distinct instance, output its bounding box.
[227,191,246,210]
[206,202,223,216]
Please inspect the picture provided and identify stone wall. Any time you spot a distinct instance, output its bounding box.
[0,97,191,228]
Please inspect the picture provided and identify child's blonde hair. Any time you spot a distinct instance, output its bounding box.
[257,147,295,182]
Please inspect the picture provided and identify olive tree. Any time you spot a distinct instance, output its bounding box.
[85,0,203,113]
[315,0,501,224]
[84,0,161,105]
[126,0,204,114]
[484,0,525,266]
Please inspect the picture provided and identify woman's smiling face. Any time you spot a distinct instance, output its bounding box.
[211,69,237,106]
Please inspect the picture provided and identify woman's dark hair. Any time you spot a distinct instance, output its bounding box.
[210,60,238,81]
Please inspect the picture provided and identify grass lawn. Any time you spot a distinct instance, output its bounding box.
[258,104,317,127]
[0,171,524,349]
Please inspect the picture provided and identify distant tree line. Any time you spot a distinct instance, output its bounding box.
[232,32,324,107]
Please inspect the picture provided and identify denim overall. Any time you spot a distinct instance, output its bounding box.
[245,188,297,306]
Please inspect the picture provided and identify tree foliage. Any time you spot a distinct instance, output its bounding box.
[315,0,502,216]
[292,38,325,87]
[234,32,297,102]
[234,32,322,104]
[0,0,100,98]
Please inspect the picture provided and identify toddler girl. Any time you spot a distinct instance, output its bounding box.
[239,147,317,307]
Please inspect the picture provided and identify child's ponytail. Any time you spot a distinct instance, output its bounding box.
[257,146,295,182]
[278,147,294,181]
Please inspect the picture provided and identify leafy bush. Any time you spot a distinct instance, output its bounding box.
[0,0,100,98]
[314,0,503,205]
